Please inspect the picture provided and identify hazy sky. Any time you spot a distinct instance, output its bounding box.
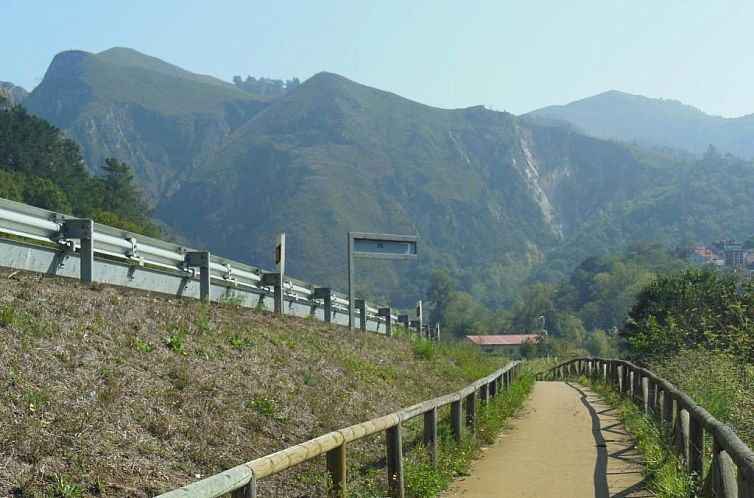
[3,0,753,117]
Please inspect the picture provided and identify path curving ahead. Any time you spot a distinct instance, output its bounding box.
[444,381,651,498]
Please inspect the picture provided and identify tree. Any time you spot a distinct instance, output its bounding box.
[23,177,72,213]
[621,268,754,363]
[443,291,488,339]
[426,269,455,325]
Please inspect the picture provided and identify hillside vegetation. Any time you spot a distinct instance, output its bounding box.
[20,47,754,313]
[0,95,158,236]
[0,268,507,497]
[24,48,270,201]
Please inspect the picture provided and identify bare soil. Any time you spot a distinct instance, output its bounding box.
[444,382,650,498]
[0,268,503,497]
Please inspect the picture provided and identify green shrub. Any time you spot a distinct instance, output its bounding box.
[412,340,436,360]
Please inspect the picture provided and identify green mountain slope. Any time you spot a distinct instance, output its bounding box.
[526,90,754,158]
[24,48,271,201]
[158,73,662,306]
[22,48,754,310]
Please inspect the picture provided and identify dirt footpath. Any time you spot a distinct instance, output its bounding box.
[444,381,651,498]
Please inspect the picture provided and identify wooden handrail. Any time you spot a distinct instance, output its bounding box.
[157,360,524,498]
[537,357,754,498]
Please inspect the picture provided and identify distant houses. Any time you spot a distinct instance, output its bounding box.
[466,334,542,358]
[686,239,752,270]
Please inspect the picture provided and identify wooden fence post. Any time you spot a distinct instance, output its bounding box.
[688,414,704,483]
[489,378,497,398]
[326,444,347,498]
[466,392,476,432]
[641,376,650,414]
[423,408,437,467]
[480,383,489,404]
[627,367,634,401]
[675,406,690,463]
[230,477,256,498]
[386,425,404,498]
[710,439,738,498]
[617,365,624,394]
[451,399,463,443]
[738,468,754,498]
[662,390,674,427]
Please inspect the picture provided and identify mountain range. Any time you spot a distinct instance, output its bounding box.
[9,48,754,307]
[527,90,754,158]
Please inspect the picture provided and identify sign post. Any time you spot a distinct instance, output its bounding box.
[348,232,418,331]
[415,300,423,337]
[276,233,286,277]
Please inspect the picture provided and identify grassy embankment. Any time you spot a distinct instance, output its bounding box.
[0,268,529,497]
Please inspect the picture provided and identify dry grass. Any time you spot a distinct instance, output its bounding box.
[0,269,504,497]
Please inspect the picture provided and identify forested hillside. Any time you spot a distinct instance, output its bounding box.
[16,47,754,310]
[0,94,158,236]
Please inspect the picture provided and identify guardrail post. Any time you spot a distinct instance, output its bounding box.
[185,251,211,300]
[451,399,463,443]
[260,273,283,315]
[326,443,347,498]
[355,299,367,332]
[688,414,704,483]
[314,288,332,325]
[63,219,94,283]
[465,391,476,432]
[378,307,392,336]
[386,424,404,498]
[423,408,438,466]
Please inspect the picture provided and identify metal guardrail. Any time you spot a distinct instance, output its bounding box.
[0,197,399,333]
[538,357,754,498]
[156,360,523,498]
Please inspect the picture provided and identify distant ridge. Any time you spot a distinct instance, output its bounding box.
[526,90,754,158]
[0,81,28,104]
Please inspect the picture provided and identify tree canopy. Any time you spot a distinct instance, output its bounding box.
[0,101,159,237]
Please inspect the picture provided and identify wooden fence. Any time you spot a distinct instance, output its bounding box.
[156,360,524,498]
[538,357,754,498]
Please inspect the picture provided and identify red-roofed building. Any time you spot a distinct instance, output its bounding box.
[687,247,715,267]
[466,334,542,358]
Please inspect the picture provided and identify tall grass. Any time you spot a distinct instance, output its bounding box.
[650,348,754,449]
